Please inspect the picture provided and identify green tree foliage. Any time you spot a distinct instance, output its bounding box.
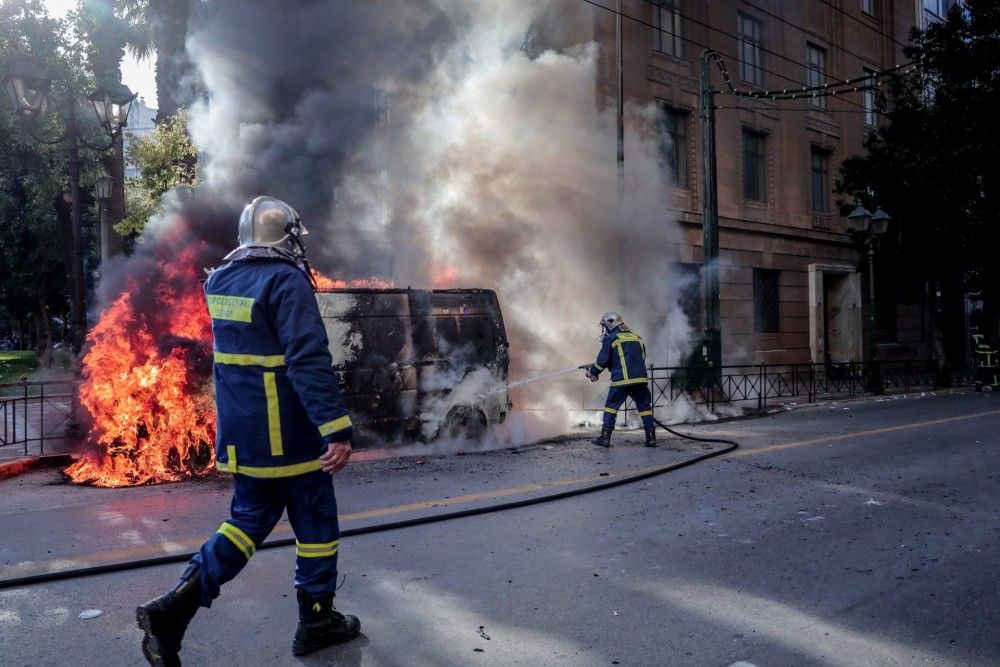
[837,0,1000,357]
[119,108,197,237]
[1,1,106,363]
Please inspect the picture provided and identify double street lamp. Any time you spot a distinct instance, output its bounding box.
[847,204,892,394]
[2,56,136,354]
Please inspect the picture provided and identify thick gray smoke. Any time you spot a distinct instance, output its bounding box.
[185,0,457,275]
[179,0,697,435]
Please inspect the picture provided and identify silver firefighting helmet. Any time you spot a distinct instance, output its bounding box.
[237,196,309,257]
[599,312,625,333]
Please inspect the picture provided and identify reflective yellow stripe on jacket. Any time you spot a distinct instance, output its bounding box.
[217,444,324,478]
[610,333,646,386]
[213,351,286,367]
[214,352,287,457]
[263,372,283,456]
[610,378,649,387]
[318,415,353,437]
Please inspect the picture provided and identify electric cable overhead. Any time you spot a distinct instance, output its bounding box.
[813,0,916,52]
[578,0,878,112]
[722,61,916,101]
[627,0,918,108]
[737,0,913,65]
[625,0,912,104]
[712,106,887,114]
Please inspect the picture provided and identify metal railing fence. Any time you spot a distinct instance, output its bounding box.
[649,359,970,412]
[0,361,974,456]
[0,381,79,457]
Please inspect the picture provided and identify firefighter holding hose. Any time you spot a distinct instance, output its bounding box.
[585,312,656,448]
[136,196,361,666]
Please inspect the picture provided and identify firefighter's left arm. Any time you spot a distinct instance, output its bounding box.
[269,267,354,444]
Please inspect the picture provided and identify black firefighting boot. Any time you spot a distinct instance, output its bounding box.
[292,590,362,656]
[136,562,203,667]
[644,425,657,448]
[592,426,612,448]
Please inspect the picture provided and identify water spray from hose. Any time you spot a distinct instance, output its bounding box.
[476,365,589,399]
[504,365,590,391]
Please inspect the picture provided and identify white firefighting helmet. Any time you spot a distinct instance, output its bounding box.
[237,196,309,256]
[599,312,625,332]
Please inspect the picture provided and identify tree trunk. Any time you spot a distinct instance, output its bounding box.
[152,0,193,122]
[34,300,53,369]
[53,194,78,346]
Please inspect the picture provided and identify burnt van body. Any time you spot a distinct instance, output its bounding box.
[314,288,510,448]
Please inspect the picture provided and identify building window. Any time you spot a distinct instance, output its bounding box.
[810,148,830,213]
[923,0,957,25]
[653,0,682,57]
[807,43,827,109]
[743,129,766,202]
[658,104,688,188]
[860,0,875,15]
[862,68,877,126]
[737,13,763,86]
[923,0,953,17]
[753,269,780,334]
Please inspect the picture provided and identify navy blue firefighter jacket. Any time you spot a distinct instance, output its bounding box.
[204,256,353,478]
[588,329,649,386]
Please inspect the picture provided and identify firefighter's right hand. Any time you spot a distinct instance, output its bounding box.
[320,441,352,475]
[585,369,598,382]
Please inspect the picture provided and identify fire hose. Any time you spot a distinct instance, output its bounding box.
[0,393,738,590]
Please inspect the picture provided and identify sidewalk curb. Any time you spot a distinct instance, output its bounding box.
[0,454,75,482]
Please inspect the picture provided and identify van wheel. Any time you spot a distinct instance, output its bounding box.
[443,405,487,440]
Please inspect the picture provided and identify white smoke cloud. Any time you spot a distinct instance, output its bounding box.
[382,1,693,432]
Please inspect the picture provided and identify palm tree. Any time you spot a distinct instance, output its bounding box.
[115,0,195,121]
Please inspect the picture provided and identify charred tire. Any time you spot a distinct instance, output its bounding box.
[443,405,487,440]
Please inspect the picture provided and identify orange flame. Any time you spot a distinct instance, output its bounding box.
[432,267,459,288]
[310,268,395,290]
[64,248,216,487]
[64,259,397,487]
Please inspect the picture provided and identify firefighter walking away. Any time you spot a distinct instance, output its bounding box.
[585,312,656,448]
[135,196,361,666]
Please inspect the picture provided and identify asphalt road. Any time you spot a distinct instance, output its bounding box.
[1,390,998,666]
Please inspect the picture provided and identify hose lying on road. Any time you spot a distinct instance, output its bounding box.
[0,419,737,590]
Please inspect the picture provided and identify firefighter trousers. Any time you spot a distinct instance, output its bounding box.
[603,384,654,432]
[191,469,340,607]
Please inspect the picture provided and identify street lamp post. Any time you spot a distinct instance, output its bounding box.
[2,58,136,354]
[95,175,114,267]
[848,204,892,394]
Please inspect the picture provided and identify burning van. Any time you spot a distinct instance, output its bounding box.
[316,288,510,447]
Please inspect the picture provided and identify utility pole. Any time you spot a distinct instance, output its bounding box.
[699,49,722,375]
[615,0,627,303]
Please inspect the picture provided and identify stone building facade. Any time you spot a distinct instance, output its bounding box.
[591,0,935,366]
